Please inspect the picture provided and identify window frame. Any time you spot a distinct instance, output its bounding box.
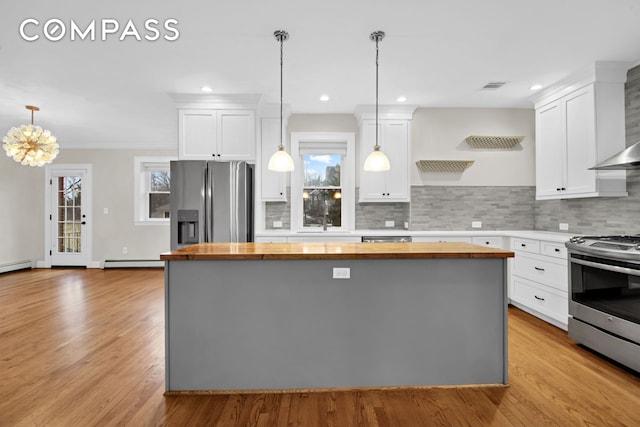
[133,156,174,226]
[290,132,355,232]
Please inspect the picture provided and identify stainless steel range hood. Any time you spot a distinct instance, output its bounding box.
[590,141,640,170]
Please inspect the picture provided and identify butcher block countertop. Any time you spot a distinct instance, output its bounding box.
[160,242,515,261]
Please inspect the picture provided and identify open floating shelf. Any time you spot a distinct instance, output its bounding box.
[416,160,475,173]
[465,135,524,150]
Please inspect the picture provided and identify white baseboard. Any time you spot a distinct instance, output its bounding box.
[35,260,103,269]
[102,259,165,269]
[0,260,33,274]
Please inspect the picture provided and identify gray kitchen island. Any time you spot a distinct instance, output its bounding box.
[161,241,514,392]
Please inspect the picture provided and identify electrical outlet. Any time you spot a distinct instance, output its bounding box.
[103,207,109,214]
[472,221,482,228]
[332,267,350,279]
[122,247,128,254]
[385,220,395,228]
[559,223,569,231]
[273,221,283,228]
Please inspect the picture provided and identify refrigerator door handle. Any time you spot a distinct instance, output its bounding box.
[204,164,212,242]
[231,163,239,242]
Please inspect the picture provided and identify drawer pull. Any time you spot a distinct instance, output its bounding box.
[554,248,561,252]
[521,243,526,247]
[534,295,545,301]
[534,266,545,271]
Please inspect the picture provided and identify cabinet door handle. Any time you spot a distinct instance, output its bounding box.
[534,266,545,271]
[534,295,545,301]
[561,187,566,191]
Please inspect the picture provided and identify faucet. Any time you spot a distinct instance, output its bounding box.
[323,199,329,231]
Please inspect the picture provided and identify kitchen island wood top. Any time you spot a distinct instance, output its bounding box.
[160,242,514,261]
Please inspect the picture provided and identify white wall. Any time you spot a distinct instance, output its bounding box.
[286,108,535,187]
[0,154,45,266]
[53,149,176,264]
[410,108,535,186]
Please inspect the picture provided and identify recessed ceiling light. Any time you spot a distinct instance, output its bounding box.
[397,96,407,103]
[201,86,213,93]
[530,84,542,91]
[320,94,330,102]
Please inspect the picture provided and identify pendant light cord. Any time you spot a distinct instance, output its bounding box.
[375,35,379,150]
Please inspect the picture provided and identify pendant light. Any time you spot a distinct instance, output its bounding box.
[267,30,295,172]
[363,30,391,172]
[3,105,59,167]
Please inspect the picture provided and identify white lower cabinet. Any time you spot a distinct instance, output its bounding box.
[472,236,503,249]
[510,237,569,330]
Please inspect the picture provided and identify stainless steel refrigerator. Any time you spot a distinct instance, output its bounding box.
[170,161,253,250]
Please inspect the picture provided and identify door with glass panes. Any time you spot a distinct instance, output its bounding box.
[49,166,91,266]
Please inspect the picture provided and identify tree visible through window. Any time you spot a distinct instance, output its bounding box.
[149,170,170,219]
[302,154,342,228]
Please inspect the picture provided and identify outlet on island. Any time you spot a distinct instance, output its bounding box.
[332,267,351,279]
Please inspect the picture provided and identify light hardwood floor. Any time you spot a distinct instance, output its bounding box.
[0,268,638,426]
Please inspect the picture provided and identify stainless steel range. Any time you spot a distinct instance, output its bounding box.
[566,236,640,372]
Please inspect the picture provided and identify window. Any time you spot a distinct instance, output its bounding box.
[302,154,343,228]
[133,157,174,225]
[149,170,170,219]
[290,133,355,231]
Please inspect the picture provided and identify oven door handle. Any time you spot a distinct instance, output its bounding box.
[570,257,640,277]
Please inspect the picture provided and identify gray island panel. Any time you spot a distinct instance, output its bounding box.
[165,257,508,391]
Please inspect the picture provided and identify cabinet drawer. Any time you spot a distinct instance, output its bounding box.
[512,277,568,325]
[513,253,568,292]
[511,238,540,254]
[472,236,503,249]
[541,241,568,259]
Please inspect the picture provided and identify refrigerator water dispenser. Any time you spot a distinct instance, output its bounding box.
[177,210,199,246]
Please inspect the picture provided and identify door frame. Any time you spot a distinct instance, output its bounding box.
[43,164,96,268]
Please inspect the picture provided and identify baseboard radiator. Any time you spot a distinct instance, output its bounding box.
[0,260,33,274]
[102,259,164,269]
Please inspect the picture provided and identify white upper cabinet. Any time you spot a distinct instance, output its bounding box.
[533,62,628,200]
[356,106,416,203]
[178,109,255,161]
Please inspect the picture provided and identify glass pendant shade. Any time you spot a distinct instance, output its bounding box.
[268,146,295,172]
[363,147,390,171]
[3,106,59,167]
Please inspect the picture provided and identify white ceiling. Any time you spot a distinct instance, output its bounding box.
[2,0,640,149]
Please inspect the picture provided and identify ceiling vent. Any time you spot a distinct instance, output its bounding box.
[482,81,507,90]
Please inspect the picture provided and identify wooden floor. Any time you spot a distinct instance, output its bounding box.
[0,269,639,426]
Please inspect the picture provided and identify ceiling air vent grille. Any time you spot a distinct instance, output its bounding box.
[482,81,507,90]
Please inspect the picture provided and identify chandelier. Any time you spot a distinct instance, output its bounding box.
[3,105,59,167]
